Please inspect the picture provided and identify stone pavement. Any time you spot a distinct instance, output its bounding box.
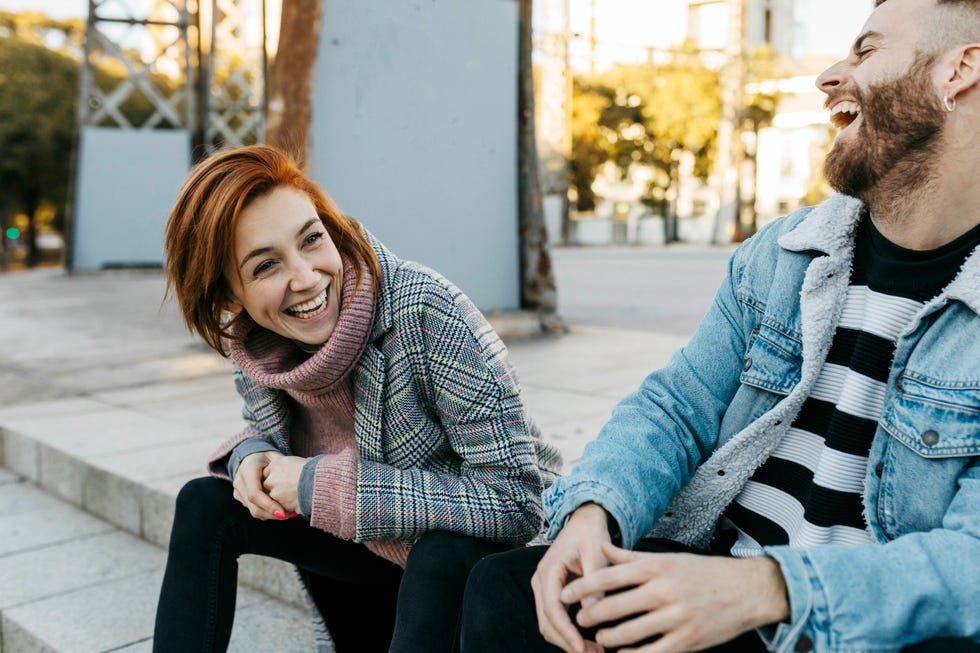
[0,267,690,652]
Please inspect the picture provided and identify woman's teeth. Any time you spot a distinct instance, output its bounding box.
[286,289,327,318]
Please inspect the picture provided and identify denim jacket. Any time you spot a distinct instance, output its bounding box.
[543,194,980,653]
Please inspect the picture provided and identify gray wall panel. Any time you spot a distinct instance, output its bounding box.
[72,127,190,270]
[310,0,520,311]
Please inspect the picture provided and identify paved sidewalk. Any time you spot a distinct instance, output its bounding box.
[0,268,690,652]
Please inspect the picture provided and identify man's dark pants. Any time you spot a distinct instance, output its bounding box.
[460,538,980,653]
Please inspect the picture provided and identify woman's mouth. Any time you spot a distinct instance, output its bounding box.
[285,288,328,319]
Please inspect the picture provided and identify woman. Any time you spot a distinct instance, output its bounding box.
[153,145,562,652]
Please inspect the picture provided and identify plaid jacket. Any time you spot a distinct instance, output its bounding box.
[227,231,563,546]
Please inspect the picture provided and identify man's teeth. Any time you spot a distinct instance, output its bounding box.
[830,101,861,127]
[286,289,327,318]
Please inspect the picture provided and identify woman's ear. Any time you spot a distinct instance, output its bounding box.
[223,297,244,316]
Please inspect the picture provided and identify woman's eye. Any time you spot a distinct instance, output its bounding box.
[305,231,324,246]
[253,260,275,276]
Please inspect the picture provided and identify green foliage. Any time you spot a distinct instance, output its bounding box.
[0,35,78,214]
[569,79,611,212]
[569,47,722,213]
[743,45,783,132]
[0,21,184,258]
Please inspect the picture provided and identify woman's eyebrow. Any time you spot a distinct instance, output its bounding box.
[238,218,320,270]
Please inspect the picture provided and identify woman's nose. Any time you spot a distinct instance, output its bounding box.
[289,261,319,291]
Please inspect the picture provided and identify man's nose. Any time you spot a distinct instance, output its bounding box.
[816,59,848,94]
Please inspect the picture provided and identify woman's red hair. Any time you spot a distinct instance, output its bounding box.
[164,145,381,356]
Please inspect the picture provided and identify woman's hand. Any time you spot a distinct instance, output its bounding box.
[233,450,288,520]
[560,542,789,653]
[262,455,308,515]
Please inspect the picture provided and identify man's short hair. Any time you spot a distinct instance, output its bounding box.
[873,0,980,54]
[875,0,979,6]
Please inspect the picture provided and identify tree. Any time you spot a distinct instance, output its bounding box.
[0,35,77,267]
[264,0,321,168]
[518,0,558,319]
[569,48,722,242]
[737,45,783,239]
[568,78,612,213]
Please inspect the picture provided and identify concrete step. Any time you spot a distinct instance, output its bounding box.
[0,468,317,652]
[0,377,308,609]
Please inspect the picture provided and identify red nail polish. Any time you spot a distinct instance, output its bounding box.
[274,511,285,520]
[288,512,299,518]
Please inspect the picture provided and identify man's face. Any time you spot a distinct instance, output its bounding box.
[817,0,947,199]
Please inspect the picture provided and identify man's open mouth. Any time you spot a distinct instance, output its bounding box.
[830,100,861,128]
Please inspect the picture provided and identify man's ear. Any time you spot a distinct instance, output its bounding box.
[945,43,980,102]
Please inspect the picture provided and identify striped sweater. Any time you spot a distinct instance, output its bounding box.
[723,214,980,555]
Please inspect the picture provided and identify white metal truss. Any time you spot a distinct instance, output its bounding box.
[202,0,266,152]
[78,0,266,154]
[79,0,195,131]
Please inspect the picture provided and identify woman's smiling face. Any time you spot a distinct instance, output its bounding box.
[224,185,344,347]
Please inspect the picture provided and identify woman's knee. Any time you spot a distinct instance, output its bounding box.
[170,477,237,542]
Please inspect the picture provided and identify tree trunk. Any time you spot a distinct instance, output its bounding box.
[0,207,9,271]
[518,0,559,319]
[265,0,322,169]
[25,196,40,268]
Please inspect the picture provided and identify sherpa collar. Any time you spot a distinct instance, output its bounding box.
[777,193,864,258]
[778,193,980,315]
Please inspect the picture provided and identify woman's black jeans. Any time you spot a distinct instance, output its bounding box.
[153,476,508,653]
[460,539,980,653]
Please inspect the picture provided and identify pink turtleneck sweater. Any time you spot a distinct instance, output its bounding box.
[218,255,409,567]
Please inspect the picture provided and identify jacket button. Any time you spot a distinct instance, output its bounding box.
[874,461,884,477]
[743,357,752,371]
[921,430,940,446]
[895,377,903,393]
[795,633,814,652]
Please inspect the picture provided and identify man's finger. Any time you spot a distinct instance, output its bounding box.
[561,562,640,606]
[594,606,671,651]
[577,584,663,631]
[535,563,586,652]
[600,541,638,564]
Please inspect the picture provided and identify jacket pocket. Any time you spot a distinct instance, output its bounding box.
[874,378,979,538]
[881,374,980,458]
[739,322,803,396]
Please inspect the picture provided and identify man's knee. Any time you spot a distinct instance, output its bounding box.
[463,548,541,625]
[406,531,508,578]
[461,555,510,637]
[462,549,552,652]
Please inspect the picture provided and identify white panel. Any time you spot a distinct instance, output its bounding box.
[310,0,520,311]
[72,127,190,270]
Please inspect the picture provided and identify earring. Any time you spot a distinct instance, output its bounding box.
[943,93,956,112]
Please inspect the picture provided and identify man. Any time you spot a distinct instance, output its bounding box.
[460,0,980,651]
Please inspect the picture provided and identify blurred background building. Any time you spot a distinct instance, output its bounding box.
[534,0,870,247]
[0,0,872,290]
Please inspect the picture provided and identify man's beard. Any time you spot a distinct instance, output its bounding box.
[824,54,946,200]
